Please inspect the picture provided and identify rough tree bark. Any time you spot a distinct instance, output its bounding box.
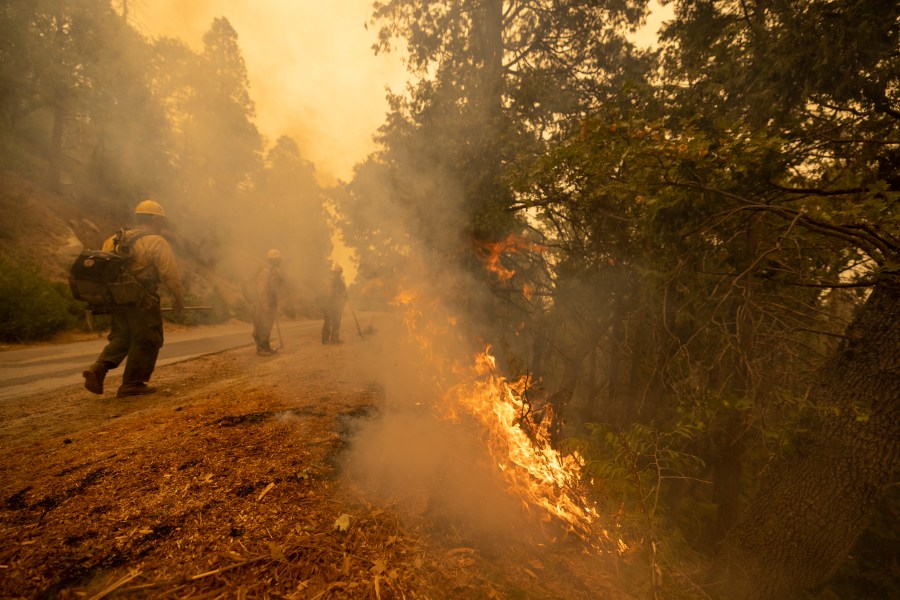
[710,274,900,599]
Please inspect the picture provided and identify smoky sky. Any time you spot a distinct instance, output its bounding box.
[127,1,668,184]
[130,0,407,183]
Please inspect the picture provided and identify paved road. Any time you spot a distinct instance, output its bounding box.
[0,320,314,401]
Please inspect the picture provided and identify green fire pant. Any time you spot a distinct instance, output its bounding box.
[322,306,343,343]
[253,306,275,350]
[97,303,164,386]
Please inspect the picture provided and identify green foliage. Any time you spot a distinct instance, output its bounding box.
[353,0,659,335]
[573,423,704,519]
[565,422,707,597]
[0,259,81,342]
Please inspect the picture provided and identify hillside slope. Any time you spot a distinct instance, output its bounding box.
[0,171,248,320]
[0,172,110,281]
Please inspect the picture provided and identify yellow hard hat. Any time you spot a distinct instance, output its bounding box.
[135,199,166,217]
[267,249,282,260]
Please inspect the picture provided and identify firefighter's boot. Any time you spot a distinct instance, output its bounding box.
[82,361,108,395]
[116,383,157,398]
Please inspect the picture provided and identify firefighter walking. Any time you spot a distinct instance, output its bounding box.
[253,249,282,355]
[82,200,184,398]
[321,264,347,344]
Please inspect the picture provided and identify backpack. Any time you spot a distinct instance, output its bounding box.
[68,228,151,314]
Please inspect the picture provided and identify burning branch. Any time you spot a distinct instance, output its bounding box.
[475,234,544,285]
[389,274,618,554]
[440,349,601,538]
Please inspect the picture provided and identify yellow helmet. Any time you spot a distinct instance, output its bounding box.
[267,249,282,260]
[135,199,166,217]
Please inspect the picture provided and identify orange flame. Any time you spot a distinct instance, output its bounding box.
[522,283,534,301]
[392,289,417,307]
[476,234,544,284]
[392,285,608,547]
[439,347,600,537]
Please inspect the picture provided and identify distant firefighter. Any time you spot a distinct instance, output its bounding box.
[252,249,282,355]
[321,265,347,344]
[82,200,184,398]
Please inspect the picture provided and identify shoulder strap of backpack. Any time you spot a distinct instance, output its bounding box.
[113,228,152,258]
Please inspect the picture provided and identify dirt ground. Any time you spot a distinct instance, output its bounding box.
[0,317,623,600]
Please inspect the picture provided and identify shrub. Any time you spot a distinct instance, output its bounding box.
[0,259,81,342]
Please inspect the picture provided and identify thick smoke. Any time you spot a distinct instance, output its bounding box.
[148,151,334,320]
[133,0,406,183]
[129,0,563,548]
[117,1,408,315]
[336,162,547,547]
[345,304,541,546]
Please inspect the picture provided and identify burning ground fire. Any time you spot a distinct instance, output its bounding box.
[387,238,623,554]
[442,349,601,537]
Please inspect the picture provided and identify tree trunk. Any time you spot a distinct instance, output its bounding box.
[474,0,503,118]
[466,0,506,243]
[710,275,900,599]
[48,98,65,193]
[710,408,745,540]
